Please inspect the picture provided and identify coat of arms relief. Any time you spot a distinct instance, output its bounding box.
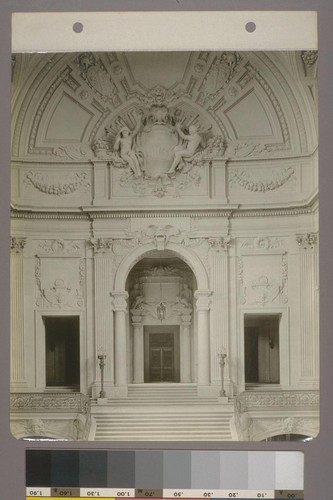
[91,98,226,197]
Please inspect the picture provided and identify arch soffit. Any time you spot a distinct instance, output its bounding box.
[114,241,209,291]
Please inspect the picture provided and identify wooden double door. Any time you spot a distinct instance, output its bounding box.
[144,326,180,383]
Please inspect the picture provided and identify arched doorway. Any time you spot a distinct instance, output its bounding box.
[111,242,211,397]
[126,251,197,384]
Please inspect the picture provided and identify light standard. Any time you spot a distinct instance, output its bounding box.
[97,348,107,399]
[218,351,227,397]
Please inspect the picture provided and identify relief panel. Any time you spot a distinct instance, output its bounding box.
[238,254,288,306]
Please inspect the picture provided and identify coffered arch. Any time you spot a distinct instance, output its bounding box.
[11,51,317,161]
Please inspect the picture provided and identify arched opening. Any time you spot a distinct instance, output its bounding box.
[112,243,211,396]
[126,250,197,384]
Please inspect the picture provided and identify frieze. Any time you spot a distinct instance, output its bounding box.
[226,142,272,158]
[10,393,90,414]
[53,144,93,161]
[24,171,91,196]
[36,239,82,256]
[230,166,295,192]
[11,237,27,253]
[235,391,319,414]
[131,300,192,321]
[241,237,284,251]
[296,233,318,249]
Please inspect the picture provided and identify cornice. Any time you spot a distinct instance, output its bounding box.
[11,196,318,221]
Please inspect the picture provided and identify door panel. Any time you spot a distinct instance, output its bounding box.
[144,327,180,382]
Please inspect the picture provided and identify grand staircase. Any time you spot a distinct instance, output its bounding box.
[90,384,235,441]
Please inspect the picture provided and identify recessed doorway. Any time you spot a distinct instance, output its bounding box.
[144,326,180,382]
[43,316,80,390]
[244,314,280,385]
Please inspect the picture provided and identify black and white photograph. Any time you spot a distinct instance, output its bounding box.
[10,48,319,442]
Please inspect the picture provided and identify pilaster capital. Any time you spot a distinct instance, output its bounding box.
[111,291,129,312]
[91,237,113,254]
[194,290,212,311]
[208,236,231,253]
[296,232,318,250]
[11,237,27,254]
[181,314,192,325]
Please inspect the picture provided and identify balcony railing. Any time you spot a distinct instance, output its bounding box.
[233,390,319,441]
[10,392,90,414]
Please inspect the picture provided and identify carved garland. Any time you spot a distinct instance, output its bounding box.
[24,171,90,196]
[230,166,295,192]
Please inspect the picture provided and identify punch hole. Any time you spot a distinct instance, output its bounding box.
[245,22,256,33]
[73,22,83,33]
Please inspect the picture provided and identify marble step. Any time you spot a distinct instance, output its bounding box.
[92,410,234,441]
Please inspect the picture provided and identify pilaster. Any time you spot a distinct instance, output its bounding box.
[296,233,319,385]
[92,239,114,396]
[10,237,28,391]
[209,240,232,394]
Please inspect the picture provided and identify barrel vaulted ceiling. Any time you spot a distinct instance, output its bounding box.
[11,51,318,162]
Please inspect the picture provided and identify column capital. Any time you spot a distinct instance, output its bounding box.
[194,290,212,311]
[111,291,129,311]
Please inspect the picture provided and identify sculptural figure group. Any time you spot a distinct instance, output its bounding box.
[111,107,204,179]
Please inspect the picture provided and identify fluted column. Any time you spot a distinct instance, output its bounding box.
[195,290,211,388]
[297,233,319,382]
[181,315,192,383]
[93,239,114,390]
[10,237,28,391]
[132,312,144,384]
[112,291,129,393]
